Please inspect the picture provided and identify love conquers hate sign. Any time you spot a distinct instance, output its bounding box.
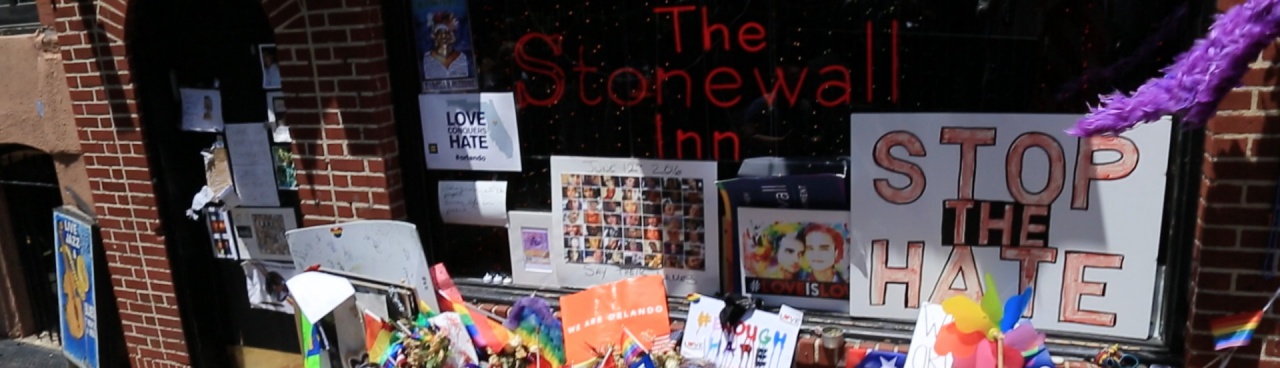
[848,114,1171,339]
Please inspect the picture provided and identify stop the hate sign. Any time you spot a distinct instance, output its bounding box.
[848,113,1171,339]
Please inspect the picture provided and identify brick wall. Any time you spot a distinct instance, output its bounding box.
[52,0,191,366]
[55,0,406,365]
[1188,1,1280,367]
[264,0,406,226]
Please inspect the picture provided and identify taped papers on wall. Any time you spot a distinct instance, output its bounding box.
[437,180,508,226]
[224,123,281,207]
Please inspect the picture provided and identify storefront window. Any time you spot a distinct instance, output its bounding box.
[389,0,1205,348]
[0,0,37,32]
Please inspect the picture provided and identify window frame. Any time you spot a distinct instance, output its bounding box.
[378,1,1210,363]
[0,0,39,34]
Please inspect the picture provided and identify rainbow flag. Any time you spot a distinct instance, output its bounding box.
[439,290,489,355]
[417,297,438,319]
[621,328,656,368]
[299,312,324,368]
[1210,310,1264,350]
[363,310,394,364]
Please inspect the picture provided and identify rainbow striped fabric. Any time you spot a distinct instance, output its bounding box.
[622,328,656,368]
[1210,310,1264,350]
[363,310,394,364]
[299,312,323,368]
[440,292,488,355]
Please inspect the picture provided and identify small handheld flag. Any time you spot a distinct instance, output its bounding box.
[1210,310,1264,350]
[621,328,656,368]
[363,310,394,364]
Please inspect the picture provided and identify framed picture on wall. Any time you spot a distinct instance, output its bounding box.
[231,207,298,262]
[266,92,291,143]
[179,88,223,132]
[203,205,240,259]
[506,211,558,288]
[259,44,281,89]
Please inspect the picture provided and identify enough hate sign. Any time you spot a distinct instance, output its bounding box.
[420,92,522,172]
[847,113,1171,339]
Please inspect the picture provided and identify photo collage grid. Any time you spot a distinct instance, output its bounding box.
[560,174,706,270]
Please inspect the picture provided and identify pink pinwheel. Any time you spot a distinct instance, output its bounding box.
[934,274,1046,368]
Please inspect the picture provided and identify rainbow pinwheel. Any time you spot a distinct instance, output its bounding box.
[934,274,1047,368]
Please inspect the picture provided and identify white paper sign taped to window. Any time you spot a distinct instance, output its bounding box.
[437,180,508,226]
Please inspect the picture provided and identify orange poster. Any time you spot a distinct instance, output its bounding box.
[559,275,671,366]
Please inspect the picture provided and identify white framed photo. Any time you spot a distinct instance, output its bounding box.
[259,44,281,89]
[266,91,283,124]
[180,88,223,132]
[231,207,298,262]
[506,211,559,288]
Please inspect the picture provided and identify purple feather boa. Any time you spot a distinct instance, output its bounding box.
[1069,0,1280,136]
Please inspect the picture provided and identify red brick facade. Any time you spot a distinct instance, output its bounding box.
[45,0,1280,366]
[53,0,405,365]
[53,0,189,365]
[1186,1,1280,367]
[266,0,406,226]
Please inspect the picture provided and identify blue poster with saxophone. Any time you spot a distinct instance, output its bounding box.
[54,208,97,368]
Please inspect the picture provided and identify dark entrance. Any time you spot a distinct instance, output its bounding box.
[0,144,64,339]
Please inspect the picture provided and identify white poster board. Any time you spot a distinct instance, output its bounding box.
[419,92,522,172]
[848,113,1171,338]
[550,156,719,295]
[285,220,440,311]
[680,294,803,368]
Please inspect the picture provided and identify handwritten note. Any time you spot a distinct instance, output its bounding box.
[223,124,280,207]
[437,181,507,226]
[904,303,955,368]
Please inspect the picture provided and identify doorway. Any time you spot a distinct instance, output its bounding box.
[0,144,63,339]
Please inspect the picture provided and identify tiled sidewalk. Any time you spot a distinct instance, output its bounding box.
[0,336,64,368]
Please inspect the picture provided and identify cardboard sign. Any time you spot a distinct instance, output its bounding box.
[848,114,1171,338]
[903,303,954,368]
[559,275,671,366]
[679,294,803,368]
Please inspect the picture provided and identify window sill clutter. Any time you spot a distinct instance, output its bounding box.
[453,278,1176,367]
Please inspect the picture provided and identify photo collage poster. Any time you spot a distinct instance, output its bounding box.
[550,156,719,294]
[738,208,853,312]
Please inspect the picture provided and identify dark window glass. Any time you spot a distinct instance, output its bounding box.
[411,0,1201,276]
[0,0,39,29]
